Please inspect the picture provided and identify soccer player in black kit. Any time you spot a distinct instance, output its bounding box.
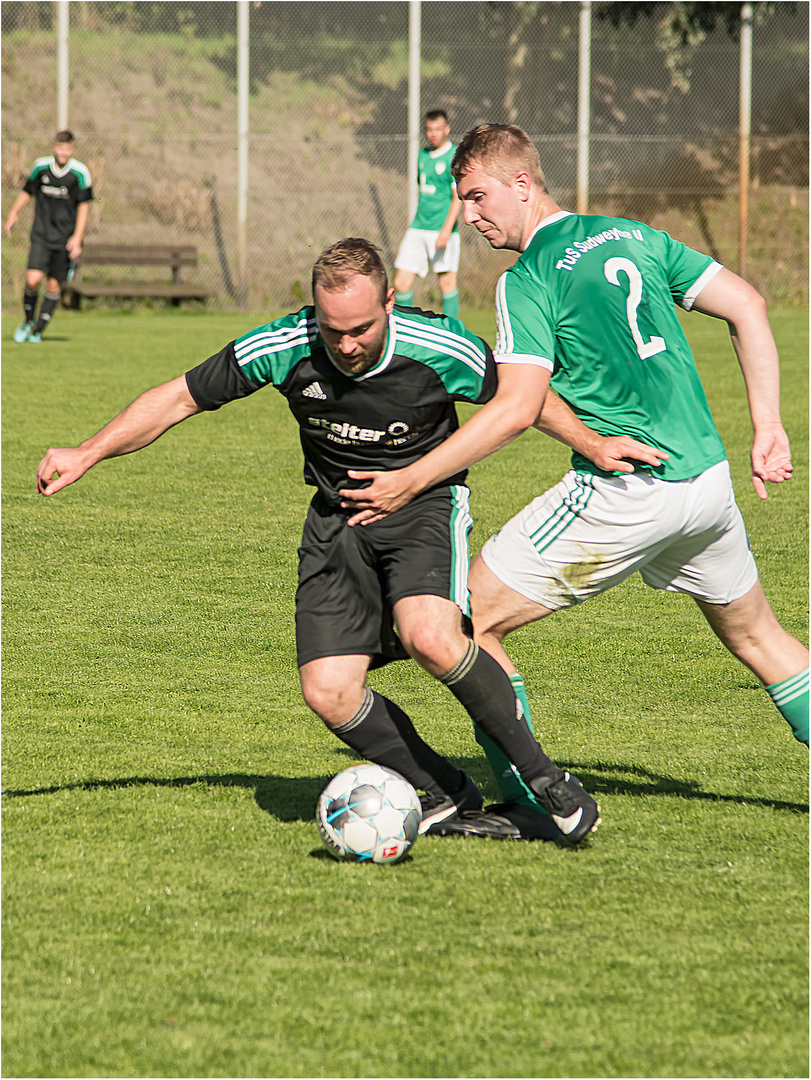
[35,238,600,843]
[5,130,93,343]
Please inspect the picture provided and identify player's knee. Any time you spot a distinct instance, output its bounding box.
[299,679,337,721]
[401,622,462,673]
[714,614,791,673]
[299,673,362,727]
[701,589,780,659]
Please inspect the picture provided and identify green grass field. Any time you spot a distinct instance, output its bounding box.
[3,306,808,1079]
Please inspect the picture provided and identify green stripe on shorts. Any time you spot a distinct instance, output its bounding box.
[529,472,594,554]
[448,485,473,614]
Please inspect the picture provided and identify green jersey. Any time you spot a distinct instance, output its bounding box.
[411,142,458,232]
[494,211,727,481]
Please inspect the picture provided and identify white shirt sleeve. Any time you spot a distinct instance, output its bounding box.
[681,260,724,311]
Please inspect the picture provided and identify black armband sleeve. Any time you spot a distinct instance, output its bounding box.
[185,341,262,411]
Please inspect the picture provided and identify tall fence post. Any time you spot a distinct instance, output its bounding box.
[408,0,421,223]
[57,0,69,130]
[577,0,591,215]
[237,0,249,306]
[739,2,753,278]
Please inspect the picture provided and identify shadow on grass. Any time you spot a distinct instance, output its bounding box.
[573,760,808,816]
[11,334,71,342]
[2,756,807,818]
[306,847,417,865]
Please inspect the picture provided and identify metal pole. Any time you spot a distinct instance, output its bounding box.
[237,0,249,305]
[739,3,753,278]
[57,0,69,130]
[408,0,421,222]
[577,1,591,215]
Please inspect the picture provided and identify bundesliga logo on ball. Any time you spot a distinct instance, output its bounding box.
[316,764,422,864]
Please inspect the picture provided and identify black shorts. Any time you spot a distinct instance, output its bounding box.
[28,238,72,283]
[295,485,473,669]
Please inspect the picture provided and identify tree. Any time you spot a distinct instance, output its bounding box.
[596,2,786,43]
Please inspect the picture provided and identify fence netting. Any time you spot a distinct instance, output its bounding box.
[2,1,808,310]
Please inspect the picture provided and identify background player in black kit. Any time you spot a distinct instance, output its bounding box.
[35,237,600,844]
[5,130,93,343]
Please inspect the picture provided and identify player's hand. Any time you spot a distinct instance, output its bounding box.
[4,214,16,238]
[339,469,419,526]
[435,226,451,253]
[587,435,670,474]
[36,447,93,496]
[66,235,82,258]
[751,424,792,500]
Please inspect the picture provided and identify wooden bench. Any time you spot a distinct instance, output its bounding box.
[61,243,215,308]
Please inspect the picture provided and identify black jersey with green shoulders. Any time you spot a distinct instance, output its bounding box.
[24,155,93,246]
[185,305,495,506]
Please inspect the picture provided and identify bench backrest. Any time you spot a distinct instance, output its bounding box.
[78,244,198,267]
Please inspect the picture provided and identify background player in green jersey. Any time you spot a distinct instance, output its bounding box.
[393,109,462,319]
[341,125,808,840]
[35,237,600,845]
[5,130,93,343]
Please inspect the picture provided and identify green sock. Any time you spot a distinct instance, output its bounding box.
[441,289,459,319]
[765,668,809,744]
[395,290,413,307]
[472,672,546,811]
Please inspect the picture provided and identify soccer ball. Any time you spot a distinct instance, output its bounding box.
[316,763,422,864]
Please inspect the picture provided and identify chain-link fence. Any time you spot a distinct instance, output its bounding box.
[2,1,808,312]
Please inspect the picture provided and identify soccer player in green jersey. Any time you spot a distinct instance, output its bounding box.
[394,109,462,319]
[5,130,93,343]
[341,125,809,841]
[35,237,601,844]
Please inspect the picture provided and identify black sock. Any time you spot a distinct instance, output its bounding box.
[331,688,464,798]
[441,641,557,784]
[23,288,38,323]
[33,291,60,334]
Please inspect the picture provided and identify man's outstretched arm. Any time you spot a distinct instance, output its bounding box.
[4,190,31,237]
[692,266,792,500]
[36,374,202,496]
[340,363,550,524]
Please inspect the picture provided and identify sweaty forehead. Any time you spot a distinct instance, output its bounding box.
[314,279,384,330]
[458,161,512,193]
[456,165,488,193]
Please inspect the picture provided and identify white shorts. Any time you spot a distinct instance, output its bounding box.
[394,228,460,277]
[479,460,759,610]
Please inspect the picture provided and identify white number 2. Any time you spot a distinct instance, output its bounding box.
[604,257,666,360]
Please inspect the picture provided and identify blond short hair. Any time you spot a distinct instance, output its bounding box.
[311,238,388,304]
[451,124,548,192]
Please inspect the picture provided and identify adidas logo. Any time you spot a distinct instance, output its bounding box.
[302,382,327,400]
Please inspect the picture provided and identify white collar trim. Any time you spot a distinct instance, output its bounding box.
[524,210,572,248]
[323,314,396,380]
[50,157,73,178]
